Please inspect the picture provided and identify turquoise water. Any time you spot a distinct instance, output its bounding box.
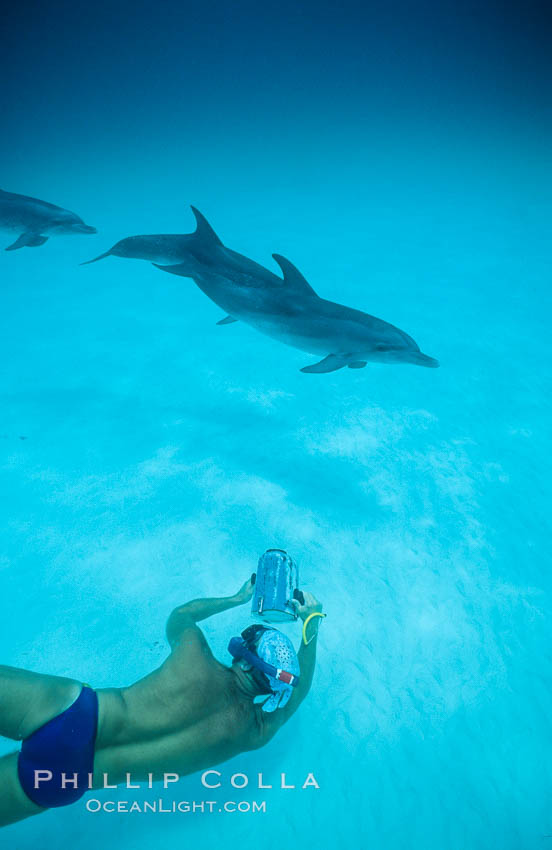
[2,2,551,848]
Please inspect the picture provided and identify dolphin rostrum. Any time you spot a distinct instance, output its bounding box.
[153,209,439,373]
[0,189,97,251]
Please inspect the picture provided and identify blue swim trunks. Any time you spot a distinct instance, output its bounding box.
[18,685,98,808]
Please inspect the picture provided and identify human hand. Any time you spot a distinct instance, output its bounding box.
[292,590,322,622]
[234,574,256,604]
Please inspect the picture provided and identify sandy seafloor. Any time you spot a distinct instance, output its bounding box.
[1,68,552,850]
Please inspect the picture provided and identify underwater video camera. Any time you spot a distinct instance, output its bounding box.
[251,549,304,622]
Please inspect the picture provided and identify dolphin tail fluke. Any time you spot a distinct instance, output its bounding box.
[80,250,112,265]
[190,207,223,247]
[301,354,350,374]
[6,232,48,251]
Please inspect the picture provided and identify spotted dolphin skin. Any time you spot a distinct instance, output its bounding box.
[153,209,439,373]
[0,189,97,251]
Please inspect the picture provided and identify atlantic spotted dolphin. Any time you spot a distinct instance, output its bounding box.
[81,207,316,325]
[151,209,439,373]
[81,209,313,298]
[0,189,97,251]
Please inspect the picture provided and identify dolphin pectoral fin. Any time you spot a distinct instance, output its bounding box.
[217,315,238,325]
[272,254,317,296]
[190,207,223,247]
[25,234,48,247]
[300,354,350,374]
[348,361,367,369]
[80,250,112,265]
[152,262,194,278]
[6,233,48,251]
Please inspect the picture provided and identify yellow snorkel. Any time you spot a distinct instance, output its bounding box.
[302,612,326,645]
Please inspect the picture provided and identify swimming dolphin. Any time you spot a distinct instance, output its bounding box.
[81,210,314,299]
[0,189,97,251]
[152,209,439,373]
[81,207,315,330]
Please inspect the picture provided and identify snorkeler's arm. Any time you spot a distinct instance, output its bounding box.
[259,593,322,738]
[282,632,318,717]
[166,577,254,649]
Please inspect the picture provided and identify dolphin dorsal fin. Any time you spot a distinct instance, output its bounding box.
[272,254,317,296]
[190,206,223,246]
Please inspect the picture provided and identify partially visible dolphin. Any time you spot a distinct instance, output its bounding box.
[151,209,439,373]
[81,234,195,266]
[81,207,315,330]
[0,189,97,251]
[81,209,315,301]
